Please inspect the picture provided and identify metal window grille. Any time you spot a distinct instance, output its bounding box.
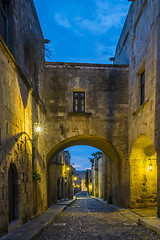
[73,91,85,112]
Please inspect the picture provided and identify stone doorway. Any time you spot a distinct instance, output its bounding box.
[8,163,19,223]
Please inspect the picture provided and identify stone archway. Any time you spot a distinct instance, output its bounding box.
[44,62,129,208]
[129,135,157,209]
[47,134,129,208]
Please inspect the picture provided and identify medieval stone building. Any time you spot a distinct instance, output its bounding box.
[114,0,158,210]
[49,150,74,204]
[0,0,159,237]
[0,0,47,236]
[91,155,103,198]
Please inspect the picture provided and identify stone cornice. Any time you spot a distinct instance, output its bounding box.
[45,62,129,71]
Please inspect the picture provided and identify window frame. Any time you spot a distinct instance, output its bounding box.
[73,91,85,113]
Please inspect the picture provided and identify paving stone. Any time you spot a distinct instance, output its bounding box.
[36,192,160,240]
[1,200,75,240]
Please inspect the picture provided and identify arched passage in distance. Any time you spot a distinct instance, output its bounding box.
[129,135,157,209]
[46,135,129,208]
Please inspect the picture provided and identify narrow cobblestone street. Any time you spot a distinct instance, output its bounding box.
[36,192,160,240]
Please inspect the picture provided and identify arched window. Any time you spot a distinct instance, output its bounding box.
[8,163,19,223]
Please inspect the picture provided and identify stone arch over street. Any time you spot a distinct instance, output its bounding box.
[129,135,157,209]
[47,134,129,208]
[44,62,129,209]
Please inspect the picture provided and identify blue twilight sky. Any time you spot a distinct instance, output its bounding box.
[33,0,131,170]
[65,146,100,171]
[33,0,131,63]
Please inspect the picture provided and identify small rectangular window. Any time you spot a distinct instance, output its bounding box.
[140,70,145,105]
[73,91,85,112]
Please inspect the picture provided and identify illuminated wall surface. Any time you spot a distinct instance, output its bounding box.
[0,0,47,235]
[130,136,157,208]
[1,0,160,238]
[114,0,159,210]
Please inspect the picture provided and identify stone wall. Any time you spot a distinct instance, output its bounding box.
[115,0,159,209]
[98,157,103,198]
[44,62,129,207]
[2,0,160,237]
[49,152,64,203]
[44,62,128,156]
[0,0,46,237]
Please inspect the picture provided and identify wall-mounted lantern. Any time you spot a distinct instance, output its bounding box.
[32,122,42,140]
[148,158,152,172]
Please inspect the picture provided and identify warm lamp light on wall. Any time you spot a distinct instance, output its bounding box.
[66,167,70,171]
[31,122,42,141]
[148,158,152,172]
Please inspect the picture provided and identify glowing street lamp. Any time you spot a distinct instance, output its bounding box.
[34,122,42,133]
[30,122,42,141]
[35,126,41,132]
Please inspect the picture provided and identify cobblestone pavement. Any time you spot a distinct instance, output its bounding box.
[37,192,160,240]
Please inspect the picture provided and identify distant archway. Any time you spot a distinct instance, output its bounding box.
[47,134,129,208]
[8,163,19,223]
[129,135,157,208]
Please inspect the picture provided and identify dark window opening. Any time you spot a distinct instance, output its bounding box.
[140,70,145,105]
[8,163,19,223]
[0,0,7,42]
[73,91,85,112]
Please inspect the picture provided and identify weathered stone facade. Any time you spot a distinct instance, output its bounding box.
[0,0,47,236]
[44,62,129,208]
[114,0,159,210]
[1,0,160,238]
[49,150,74,205]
